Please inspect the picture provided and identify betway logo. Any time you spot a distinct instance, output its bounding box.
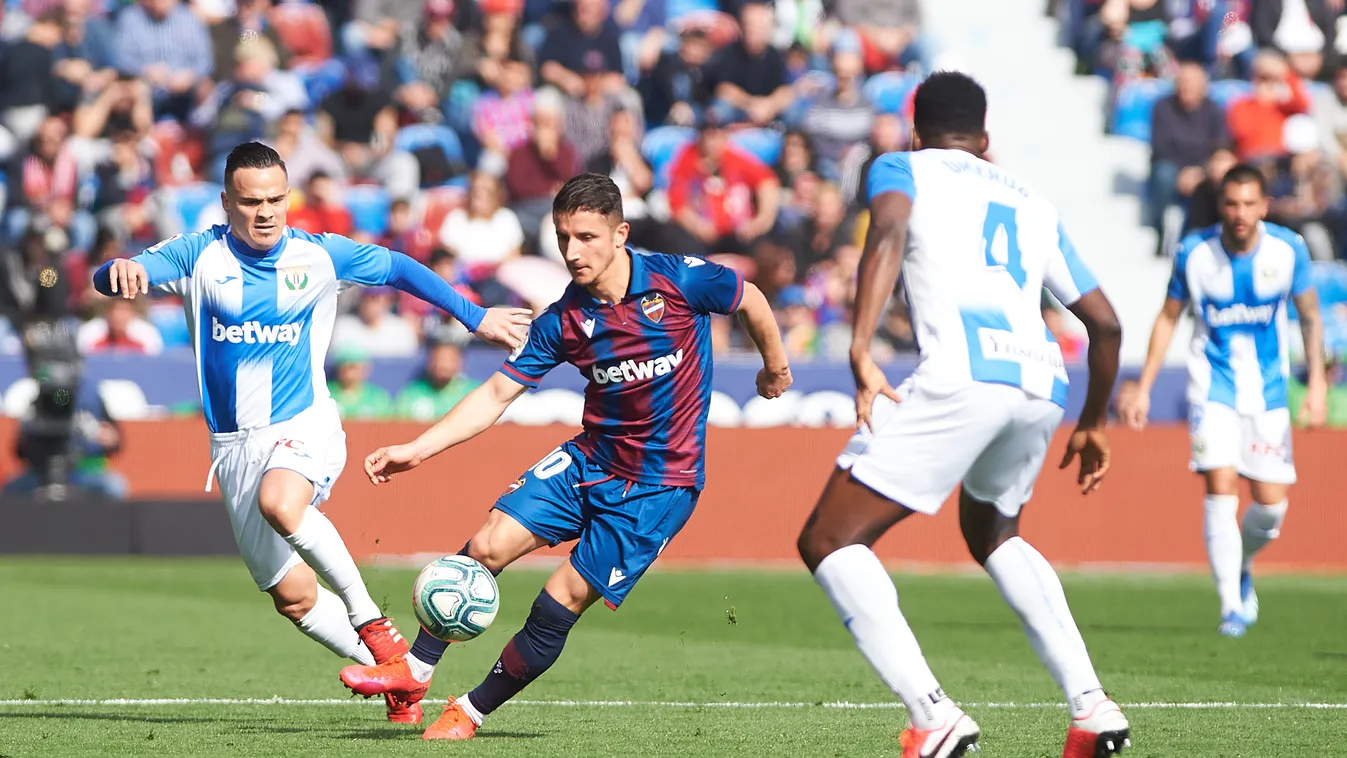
[1206,303,1275,328]
[210,316,303,346]
[591,349,684,385]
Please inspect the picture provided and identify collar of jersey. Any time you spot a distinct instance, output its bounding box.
[576,246,650,312]
[224,226,289,260]
[1217,221,1264,261]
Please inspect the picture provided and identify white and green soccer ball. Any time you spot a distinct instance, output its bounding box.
[412,555,500,642]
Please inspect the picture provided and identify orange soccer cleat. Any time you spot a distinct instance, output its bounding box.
[385,693,424,724]
[1062,698,1131,757]
[421,696,479,741]
[340,655,429,699]
[355,617,409,664]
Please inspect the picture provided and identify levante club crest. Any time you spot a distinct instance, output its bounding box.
[283,266,310,292]
[640,294,665,324]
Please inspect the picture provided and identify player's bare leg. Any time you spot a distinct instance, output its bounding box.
[258,469,414,720]
[422,557,602,741]
[958,491,1129,757]
[1201,467,1248,636]
[798,468,980,758]
[1239,479,1290,628]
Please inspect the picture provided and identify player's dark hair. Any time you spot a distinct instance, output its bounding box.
[1220,162,1267,196]
[552,173,624,223]
[912,71,987,141]
[224,141,287,187]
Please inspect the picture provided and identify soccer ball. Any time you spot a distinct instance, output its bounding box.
[412,555,500,642]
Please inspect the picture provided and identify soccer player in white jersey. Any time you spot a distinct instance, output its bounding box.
[1120,163,1326,638]
[796,72,1131,758]
[90,143,532,724]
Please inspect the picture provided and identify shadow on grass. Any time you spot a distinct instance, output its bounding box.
[337,729,546,741]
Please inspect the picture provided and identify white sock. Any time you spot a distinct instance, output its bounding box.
[297,587,376,665]
[406,653,436,683]
[460,692,486,726]
[813,544,953,730]
[284,509,382,627]
[1241,500,1287,572]
[984,538,1104,717]
[1204,495,1243,617]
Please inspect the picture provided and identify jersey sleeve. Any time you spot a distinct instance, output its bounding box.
[675,255,745,314]
[95,232,209,297]
[1290,232,1313,297]
[1167,235,1198,302]
[321,233,394,285]
[866,152,915,204]
[1042,222,1100,306]
[497,306,564,389]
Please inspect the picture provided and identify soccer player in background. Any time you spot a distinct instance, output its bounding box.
[1120,164,1326,638]
[795,72,1131,758]
[91,142,532,724]
[338,173,793,740]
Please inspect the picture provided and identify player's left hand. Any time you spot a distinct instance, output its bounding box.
[756,364,792,399]
[475,307,533,351]
[1059,427,1110,495]
[1298,383,1328,429]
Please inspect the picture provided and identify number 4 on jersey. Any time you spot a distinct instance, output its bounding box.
[982,202,1026,289]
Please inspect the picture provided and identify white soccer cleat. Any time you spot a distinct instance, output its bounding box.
[899,707,980,758]
[1240,571,1259,625]
[1063,698,1131,757]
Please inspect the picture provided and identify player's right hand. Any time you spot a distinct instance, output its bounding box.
[474,307,533,352]
[851,352,900,432]
[1118,389,1150,431]
[107,259,149,299]
[364,444,423,485]
[1059,427,1110,495]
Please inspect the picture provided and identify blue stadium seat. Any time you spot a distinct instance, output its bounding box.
[1207,79,1252,111]
[642,126,695,189]
[394,124,464,166]
[345,185,391,236]
[863,71,920,115]
[298,59,348,107]
[174,183,224,231]
[730,128,782,166]
[1111,78,1174,142]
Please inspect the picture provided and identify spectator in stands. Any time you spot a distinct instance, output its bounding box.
[268,109,347,189]
[332,286,419,357]
[5,116,95,252]
[1182,146,1238,235]
[838,112,906,206]
[91,128,174,248]
[586,106,657,248]
[66,225,121,317]
[344,0,424,65]
[113,0,214,123]
[476,0,534,92]
[800,29,874,179]
[1252,0,1337,81]
[1268,114,1340,261]
[503,88,580,249]
[707,1,795,127]
[71,73,153,148]
[1227,50,1311,161]
[392,0,482,124]
[207,0,287,84]
[289,172,354,237]
[327,344,393,420]
[1093,0,1173,83]
[775,283,816,357]
[379,197,434,263]
[1313,63,1347,178]
[1147,61,1226,256]
[317,56,420,200]
[775,129,820,230]
[564,55,644,167]
[0,11,60,146]
[612,0,667,83]
[537,0,625,98]
[638,25,715,127]
[438,171,523,305]
[472,57,536,166]
[393,338,479,421]
[51,0,117,114]
[666,111,781,258]
[192,37,308,182]
[76,297,164,355]
[828,0,928,74]
[779,181,855,276]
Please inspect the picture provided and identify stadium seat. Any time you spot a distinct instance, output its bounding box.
[417,185,466,235]
[741,390,803,427]
[528,389,584,426]
[707,390,743,427]
[394,124,465,167]
[298,58,348,106]
[345,185,392,236]
[794,390,856,428]
[2,377,37,418]
[863,71,920,116]
[641,126,695,189]
[269,2,333,69]
[729,128,782,166]
[97,379,152,421]
[1111,78,1173,142]
[1207,79,1252,111]
[173,182,224,232]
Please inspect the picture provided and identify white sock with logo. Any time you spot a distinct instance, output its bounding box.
[296,587,376,665]
[813,545,953,730]
[1241,500,1288,571]
[983,538,1104,717]
[1204,495,1244,617]
[284,509,382,627]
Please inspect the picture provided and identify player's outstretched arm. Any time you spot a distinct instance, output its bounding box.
[850,190,910,430]
[1293,287,1328,428]
[381,251,532,350]
[92,235,200,299]
[365,372,528,484]
[1060,289,1123,494]
[735,281,792,398]
[1121,296,1184,430]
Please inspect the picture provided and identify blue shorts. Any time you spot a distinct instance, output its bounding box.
[492,439,699,609]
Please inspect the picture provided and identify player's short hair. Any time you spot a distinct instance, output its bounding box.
[224,142,287,188]
[553,173,625,224]
[912,71,987,141]
[1220,162,1267,196]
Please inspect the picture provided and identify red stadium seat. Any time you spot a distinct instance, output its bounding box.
[418,185,466,236]
[269,3,333,69]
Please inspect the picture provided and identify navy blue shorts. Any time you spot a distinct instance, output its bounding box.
[492,440,699,608]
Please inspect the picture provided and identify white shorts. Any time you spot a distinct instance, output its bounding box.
[836,378,1065,518]
[1188,402,1296,485]
[207,399,348,590]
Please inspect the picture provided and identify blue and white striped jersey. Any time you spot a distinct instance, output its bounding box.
[1169,222,1313,414]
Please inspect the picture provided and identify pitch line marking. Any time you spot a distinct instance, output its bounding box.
[0,698,1345,710]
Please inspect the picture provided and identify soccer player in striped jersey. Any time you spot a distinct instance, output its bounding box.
[91,142,532,724]
[338,173,792,740]
[1120,163,1327,638]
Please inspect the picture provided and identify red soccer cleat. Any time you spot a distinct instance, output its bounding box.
[421,696,478,741]
[355,617,409,664]
[339,655,429,699]
[385,693,423,724]
[1063,699,1131,757]
[899,707,980,758]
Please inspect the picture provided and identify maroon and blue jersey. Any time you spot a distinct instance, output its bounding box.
[499,249,744,489]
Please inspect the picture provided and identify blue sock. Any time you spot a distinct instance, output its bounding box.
[467,589,580,715]
[409,543,499,667]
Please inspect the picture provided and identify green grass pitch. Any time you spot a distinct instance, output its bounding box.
[2,557,1345,757]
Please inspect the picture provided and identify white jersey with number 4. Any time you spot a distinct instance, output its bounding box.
[867,149,1101,408]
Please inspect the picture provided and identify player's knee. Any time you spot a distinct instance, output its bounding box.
[271,583,317,622]
[464,532,509,574]
[797,525,846,573]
